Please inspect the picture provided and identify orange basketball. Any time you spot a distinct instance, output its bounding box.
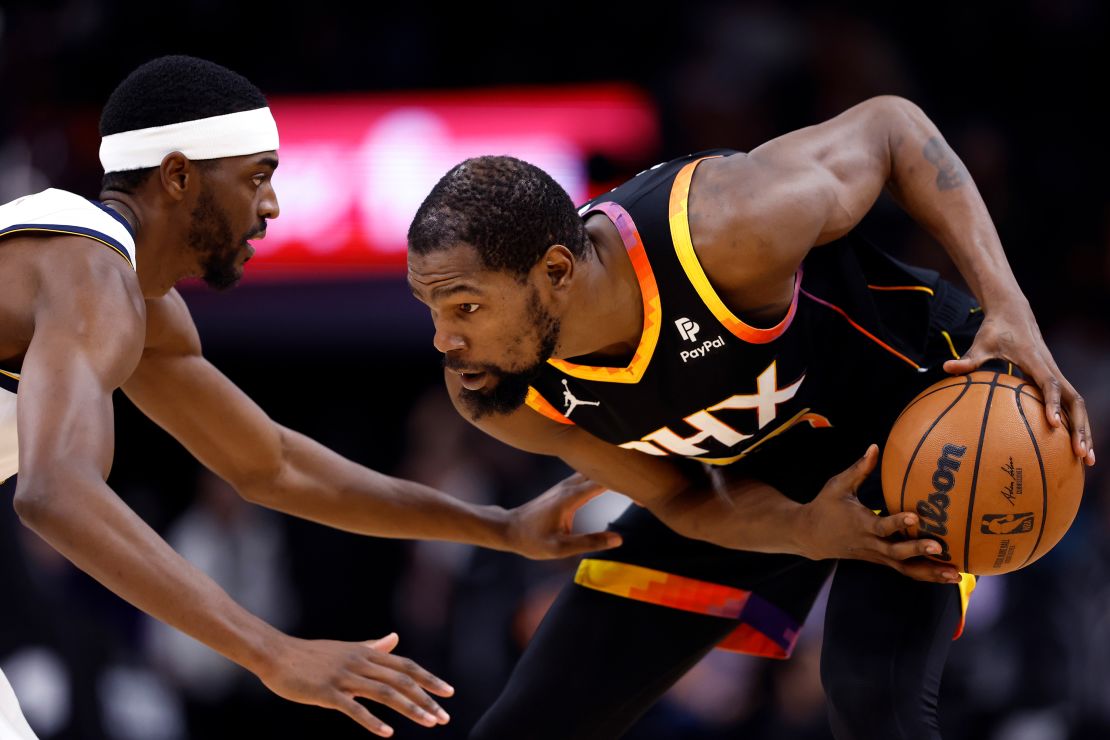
[881,371,1085,575]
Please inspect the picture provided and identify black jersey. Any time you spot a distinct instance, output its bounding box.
[526,151,980,476]
[525,152,982,660]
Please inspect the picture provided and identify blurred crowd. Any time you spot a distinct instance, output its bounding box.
[1,1,1109,738]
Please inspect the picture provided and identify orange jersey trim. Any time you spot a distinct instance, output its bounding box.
[575,559,800,659]
[524,387,574,425]
[693,408,832,466]
[547,202,661,384]
[669,158,800,344]
[866,283,935,296]
[800,289,922,370]
[717,624,790,657]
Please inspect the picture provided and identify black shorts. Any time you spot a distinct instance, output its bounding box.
[573,278,986,658]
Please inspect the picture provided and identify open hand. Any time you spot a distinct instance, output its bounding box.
[797,445,962,584]
[944,302,1095,467]
[504,472,623,559]
[259,632,454,736]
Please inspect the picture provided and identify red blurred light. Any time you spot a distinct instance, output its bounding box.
[251,85,659,279]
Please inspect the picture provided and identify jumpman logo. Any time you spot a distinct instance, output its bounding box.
[562,379,601,417]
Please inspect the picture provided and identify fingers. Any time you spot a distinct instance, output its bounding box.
[551,475,610,534]
[553,531,623,558]
[850,532,960,583]
[325,641,455,734]
[344,672,447,729]
[884,557,963,584]
[337,697,394,737]
[883,537,943,562]
[1029,367,1064,430]
[1061,384,1096,466]
[365,646,455,699]
[942,344,986,376]
[829,444,878,495]
[553,471,597,496]
[871,510,918,539]
[561,477,609,511]
[942,358,974,376]
[366,632,399,654]
[946,315,1093,466]
[864,514,961,583]
[1030,366,1096,466]
[865,525,961,583]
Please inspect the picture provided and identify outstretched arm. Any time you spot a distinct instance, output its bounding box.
[453,373,958,584]
[13,248,449,736]
[122,289,617,559]
[691,95,1092,465]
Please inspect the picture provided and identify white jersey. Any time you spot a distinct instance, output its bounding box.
[0,189,138,483]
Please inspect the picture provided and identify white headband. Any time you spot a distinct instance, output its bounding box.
[99,107,279,173]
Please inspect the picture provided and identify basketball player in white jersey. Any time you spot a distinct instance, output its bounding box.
[0,55,619,739]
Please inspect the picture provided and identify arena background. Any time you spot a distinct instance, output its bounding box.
[1,1,1109,738]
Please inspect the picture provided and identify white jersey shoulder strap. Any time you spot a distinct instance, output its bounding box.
[0,188,137,269]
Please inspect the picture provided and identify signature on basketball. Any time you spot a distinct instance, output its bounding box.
[1000,456,1023,506]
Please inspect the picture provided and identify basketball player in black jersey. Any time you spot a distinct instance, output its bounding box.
[407,96,1095,739]
[0,56,622,738]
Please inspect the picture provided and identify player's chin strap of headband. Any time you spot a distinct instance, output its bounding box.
[99,106,279,173]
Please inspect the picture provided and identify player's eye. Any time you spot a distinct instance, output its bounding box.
[252,174,267,187]
[459,303,479,314]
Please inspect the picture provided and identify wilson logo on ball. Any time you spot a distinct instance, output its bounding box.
[915,443,968,562]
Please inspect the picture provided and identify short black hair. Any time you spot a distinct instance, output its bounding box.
[407,156,591,278]
[99,55,267,193]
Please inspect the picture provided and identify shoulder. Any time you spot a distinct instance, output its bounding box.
[682,151,808,297]
[0,187,143,327]
[581,150,738,213]
[0,188,145,336]
[30,233,144,321]
[0,189,137,270]
[20,235,147,383]
[690,96,921,220]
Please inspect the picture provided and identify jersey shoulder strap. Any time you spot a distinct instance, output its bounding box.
[0,188,137,269]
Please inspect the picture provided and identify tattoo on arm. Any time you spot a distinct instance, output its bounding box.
[922,137,968,191]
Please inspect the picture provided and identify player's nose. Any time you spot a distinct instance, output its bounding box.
[433,326,466,354]
[260,183,280,220]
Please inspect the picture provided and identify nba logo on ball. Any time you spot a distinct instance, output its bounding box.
[881,371,1085,575]
[980,512,1035,535]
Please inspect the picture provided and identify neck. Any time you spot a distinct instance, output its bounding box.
[554,216,645,362]
[99,192,141,233]
[100,189,190,298]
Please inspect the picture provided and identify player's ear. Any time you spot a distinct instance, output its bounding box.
[158,152,192,201]
[542,244,574,289]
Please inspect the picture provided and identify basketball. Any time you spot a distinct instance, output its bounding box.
[881,371,1085,575]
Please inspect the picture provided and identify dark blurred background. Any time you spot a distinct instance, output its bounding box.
[1,1,1109,738]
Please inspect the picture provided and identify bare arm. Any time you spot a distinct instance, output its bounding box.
[451,372,959,583]
[122,290,615,559]
[691,95,1093,464]
[13,248,450,737]
[13,252,282,679]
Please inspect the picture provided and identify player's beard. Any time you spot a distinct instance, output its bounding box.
[188,188,250,291]
[456,288,561,420]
